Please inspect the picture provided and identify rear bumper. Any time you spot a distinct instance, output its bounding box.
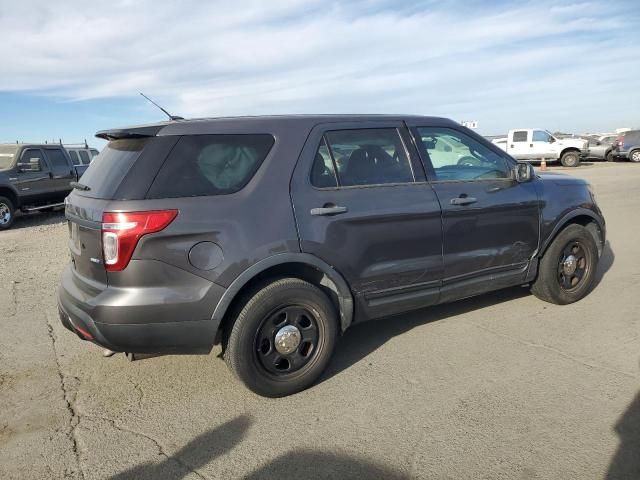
[612,150,628,159]
[57,264,225,354]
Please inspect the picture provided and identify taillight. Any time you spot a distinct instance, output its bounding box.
[101,210,178,272]
[617,135,624,148]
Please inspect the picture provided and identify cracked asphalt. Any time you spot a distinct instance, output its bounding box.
[1,162,639,479]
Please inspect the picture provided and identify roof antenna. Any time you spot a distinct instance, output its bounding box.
[139,92,184,121]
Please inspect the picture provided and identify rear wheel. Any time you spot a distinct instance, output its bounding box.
[560,151,580,167]
[224,278,338,397]
[605,150,614,162]
[531,224,598,305]
[630,150,640,163]
[0,196,15,230]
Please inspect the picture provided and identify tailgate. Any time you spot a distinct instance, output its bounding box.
[65,193,108,285]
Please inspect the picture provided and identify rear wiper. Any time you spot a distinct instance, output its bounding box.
[70,181,91,191]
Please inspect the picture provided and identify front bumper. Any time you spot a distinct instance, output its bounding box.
[612,150,628,159]
[57,264,225,354]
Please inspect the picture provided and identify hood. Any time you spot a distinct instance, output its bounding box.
[557,138,587,149]
[537,171,588,186]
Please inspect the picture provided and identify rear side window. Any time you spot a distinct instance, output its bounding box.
[79,138,148,199]
[318,128,414,187]
[512,131,528,142]
[147,134,274,198]
[68,151,80,165]
[78,150,90,164]
[45,149,69,168]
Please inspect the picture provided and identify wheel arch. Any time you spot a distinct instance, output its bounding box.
[212,254,354,345]
[540,209,605,258]
[560,147,581,158]
[0,185,19,209]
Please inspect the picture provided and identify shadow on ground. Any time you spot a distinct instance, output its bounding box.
[108,416,251,480]
[7,208,66,231]
[244,450,407,480]
[606,391,640,480]
[108,414,406,480]
[324,240,614,383]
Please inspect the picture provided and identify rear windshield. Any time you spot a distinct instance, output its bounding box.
[0,145,18,170]
[147,134,274,198]
[78,138,147,198]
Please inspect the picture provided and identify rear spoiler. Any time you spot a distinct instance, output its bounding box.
[95,124,167,141]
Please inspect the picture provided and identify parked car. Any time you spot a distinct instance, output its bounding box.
[612,130,640,162]
[57,115,606,397]
[585,134,617,162]
[65,144,100,167]
[493,129,588,167]
[0,143,89,229]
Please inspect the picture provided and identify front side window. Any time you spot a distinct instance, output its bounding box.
[415,127,511,181]
[147,134,274,198]
[532,130,552,142]
[321,128,413,187]
[512,131,528,142]
[20,149,46,171]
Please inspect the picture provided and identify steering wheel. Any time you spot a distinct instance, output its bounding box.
[457,156,481,167]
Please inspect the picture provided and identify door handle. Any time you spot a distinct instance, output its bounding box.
[310,205,348,216]
[450,196,477,206]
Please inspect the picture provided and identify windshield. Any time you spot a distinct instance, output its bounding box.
[0,145,18,170]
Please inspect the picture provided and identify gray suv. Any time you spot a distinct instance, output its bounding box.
[57,115,606,397]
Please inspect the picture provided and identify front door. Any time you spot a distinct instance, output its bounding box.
[13,148,56,205]
[410,125,541,302]
[291,121,443,320]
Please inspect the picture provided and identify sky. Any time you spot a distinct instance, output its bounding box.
[0,0,638,147]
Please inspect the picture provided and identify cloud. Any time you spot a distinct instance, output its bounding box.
[0,0,638,132]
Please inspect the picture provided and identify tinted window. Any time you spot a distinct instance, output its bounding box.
[78,150,90,164]
[532,130,552,142]
[68,151,80,165]
[79,138,148,199]
[324,128,413,187]
[310,137,338,188]
[147,134,274,198]
[416,127,511,181]
[45,149,69,168]
[512,131,528,142]
[20,149,46,171]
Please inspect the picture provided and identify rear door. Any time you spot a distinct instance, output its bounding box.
[43,147,75,196]
[507,130,531,160]
[291,121,443,319]
[409,124,540,302]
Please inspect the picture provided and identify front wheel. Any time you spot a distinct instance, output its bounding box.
[630,150,640,163]
[531,224,598,305]
[224,278,338,397]
[0,196,15,230]
[560,151,580,167]
[605,150,614,162]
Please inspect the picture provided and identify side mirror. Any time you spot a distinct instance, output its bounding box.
[514,162,534,183]
[596,141,601,146]
[18,158,42,172]
[548,137,555,143]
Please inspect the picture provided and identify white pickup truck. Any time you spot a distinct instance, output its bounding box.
[492,129,588,167]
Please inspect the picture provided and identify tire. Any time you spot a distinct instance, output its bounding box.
[224,278,338,397]
[0,196,15,230]
[605,150,614,162]
[560,151,580,167]
[531,224,598,305]
[630,150,640,163]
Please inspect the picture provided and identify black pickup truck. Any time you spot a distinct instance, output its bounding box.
[0,143,89,230]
